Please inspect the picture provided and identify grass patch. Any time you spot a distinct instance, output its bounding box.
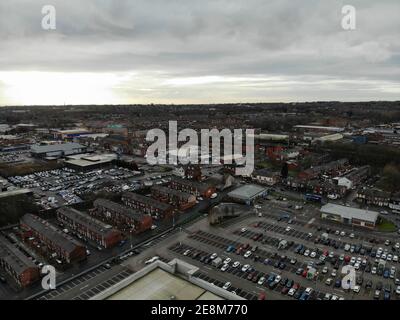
[376,218,397,232]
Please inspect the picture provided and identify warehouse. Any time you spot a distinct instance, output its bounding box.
[151,185,196,210]
[20,214,86,263]
[57,206,122,248]
[320,203,379,229]
[30,143,87,159]
[64,153,117,171]
[169,177,216,198]
[227,184,268,205]
[122,192,174,220]
[0,235,40,287]
[92,199,153,234]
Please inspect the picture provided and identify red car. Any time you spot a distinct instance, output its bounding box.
[293,283,300,290]
[302,270,308,278]
[344,255,351,263]
[258,292,266,300]
[243,243,250,250]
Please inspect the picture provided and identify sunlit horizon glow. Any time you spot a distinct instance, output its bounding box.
[0,1,399,106]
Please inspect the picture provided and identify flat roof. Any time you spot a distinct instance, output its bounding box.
[228,184,267,200]
[320,203,379,223]
[31,143,85,154]
[107,268,223,300]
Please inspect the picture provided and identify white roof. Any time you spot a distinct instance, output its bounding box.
[321,203,379,223]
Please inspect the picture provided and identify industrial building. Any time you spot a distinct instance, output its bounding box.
[320,203,379,229]
[20,214,86,263]
[227,184,268,204]
[92,199,153,234]
[30,143,87,159]
[57,207,122,248]
[151,185,196,210]
[64,153,117,171]
[0,235,40,287]
[122,192,174,220]
[169,177,216,198]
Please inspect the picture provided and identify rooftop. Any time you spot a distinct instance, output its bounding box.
[57,207,117,237]
[30,143,85,154]
[122,192,173,212]
[0,235,38,275]
[20,214,83,253]
[94,198,149,222]
[227,184,267,200]
[320,203,379,223]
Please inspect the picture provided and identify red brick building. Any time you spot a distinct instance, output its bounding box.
[0,235,40,287]
[151,185,196,210]
[169,177,216,198]
[121,192,174,220]
[20,214,86,263]
[57,207,123,248]
[92,199,153,234]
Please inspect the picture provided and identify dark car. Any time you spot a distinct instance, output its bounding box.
[274,261,280,268]
[0,276,6,283]
[247,272,255,281]
[365,280,373,289]
[279,262,286,270]
[280,277,288,286]
[296,268,304,275]
[286,279,294,288]
[294,290,303,299]
[281,286,290,295]
[376,282,383,290]
[334,279,342,288]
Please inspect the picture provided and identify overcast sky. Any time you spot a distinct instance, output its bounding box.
[0,0,399,105]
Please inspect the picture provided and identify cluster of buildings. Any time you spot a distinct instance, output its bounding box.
[356,188,400,211]
[20,214,87,264]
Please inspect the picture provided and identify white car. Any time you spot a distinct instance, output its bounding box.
[288,288,296,296]
[371,267,377,274]
[210,253,218,260]
[380,210,389,215]
[305,287,313,294]
[240,228,247,233]
[232,261,240,268]
[258,277,266,285]
[221,264,229,272]
[396,286,400,295]
[224,257,232,265]
[254,205,262,209]
[310,251,317,258]
[354,262,360,270]
[210,193,218,199]
[349,233,355,239]
[387,254,393,262]
[244,251,252,258]
[183,249,191,256]
[322,266,328,274]
[340,231,346,237]
[331,269,337,277]
[241,264,250,272]
[394,255,399,262]
[222,282,231,290]
[274,275,282,283]
[350,257,356,265]
[395,243,400,250]
[329,252,334,259]
[285,226,291,232]
[353,285,361,293]
[304,249,310,257]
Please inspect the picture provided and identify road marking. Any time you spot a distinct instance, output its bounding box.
[80,284,89,291]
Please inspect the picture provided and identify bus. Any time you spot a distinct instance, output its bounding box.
[305,193,322,203]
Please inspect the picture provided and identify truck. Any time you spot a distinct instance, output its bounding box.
[211,257,223,268]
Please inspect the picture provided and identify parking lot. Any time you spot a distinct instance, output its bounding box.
[135,201,400,300]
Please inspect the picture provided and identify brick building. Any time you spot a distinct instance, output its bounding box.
[92,199,153,233]
[151,185,196,210]
[57,207,123,248]
[0,235,40,287]
[20,214,86,263]
[169,177,216,198]
[121,192,174,220]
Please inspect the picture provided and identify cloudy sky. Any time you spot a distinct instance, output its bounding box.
[0,0,399,105]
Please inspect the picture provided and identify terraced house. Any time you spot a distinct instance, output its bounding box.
[92,199,153,234]
[20,214,86,263]
[0,235,40,287]
[121,192,174,220]
[57,206,123,248]
[151,185,196,210]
